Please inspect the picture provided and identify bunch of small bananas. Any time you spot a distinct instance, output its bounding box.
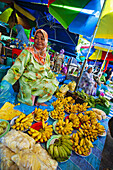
[80,121,105,141]
[55,119,73,135]
[11,113,33,131]
[71,132,94,156]
[96,123,105,135]
[28,119,53,142]
[48,135,72,162]
[84,111,97,120]
[81,122,98,142]
[64,102,90,114]
[74,103,90,113]
[34,108,49,121]
[55,92,64,99]
[51,107,65,120]
[77,113,90,124]
[69,113,80,128]
[52,99,64,109]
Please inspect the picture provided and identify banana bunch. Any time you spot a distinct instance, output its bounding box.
[81,123,98,142]
[69,113,80,128]
[84,111,97,121]
[34,108,49,121]
[71,133,94,156]
[55,119,73,135]
[81,121,105,141]
[12,113,33,131]
[28,119,53,142]
[96,123,105,135]
[64,103,71,113]
[48,135,72,162]
[74,103,90,112]
[52,99,64,109]
[80,115,90,124]
[64,102,90,114]
[51,107,65,120]
[55,92,64,99]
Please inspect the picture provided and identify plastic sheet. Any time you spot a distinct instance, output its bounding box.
[14,103,37,115]
[39,105,54,112]
[0,80,16,107]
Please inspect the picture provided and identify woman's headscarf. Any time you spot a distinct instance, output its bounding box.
[26,29,48,65]
[15,24,28,44]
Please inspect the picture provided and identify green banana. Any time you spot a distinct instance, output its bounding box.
[60,135,71,140]
[62,145,71,156]
[62,142,73,150]
[53,146,59,158]
[49,144,54,158]
[58,146,64,158]
[61,138,73,146]
[60,146,68,158]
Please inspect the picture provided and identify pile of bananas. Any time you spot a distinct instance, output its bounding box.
[55,119,73,135]
[84,111,97,120]
[69,113,80,128]
[52,97,75,110]
[78,113,90,124]
[55,92,64,99]
[71,132,94,156]
[34,108,49,121]
[80,121,105,142]
[50,107,65,120]
[28,120,53,142]
[64,102,90,113]
[81,123,98,142]
[52,99,64,109]
[48,135,72,162]
[11,113,33,131]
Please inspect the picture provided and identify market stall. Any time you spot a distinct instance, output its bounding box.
[0,82,112,170]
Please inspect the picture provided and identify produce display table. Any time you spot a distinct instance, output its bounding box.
[47,111,109,170]
[0,98,112,170]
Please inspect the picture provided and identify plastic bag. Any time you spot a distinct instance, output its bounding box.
[1,130,35,153]
[0,80,16,107]
[68,81,76,91]
[59,84,69,94]
[11,150,41,170]
[14,103,37,115]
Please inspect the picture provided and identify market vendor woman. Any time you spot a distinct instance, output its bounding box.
[2,29,59,106]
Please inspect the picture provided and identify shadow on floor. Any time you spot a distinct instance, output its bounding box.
[99,129,113,170]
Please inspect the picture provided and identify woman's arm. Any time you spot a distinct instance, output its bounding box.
[3,50,30,85]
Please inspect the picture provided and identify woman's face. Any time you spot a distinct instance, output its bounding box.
[88,67,92,73]
[34,32,46,50]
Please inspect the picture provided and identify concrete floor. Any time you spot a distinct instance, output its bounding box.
[99,129,113,170]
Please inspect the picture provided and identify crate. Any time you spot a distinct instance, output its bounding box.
[65,91,85,104]
[95,104,111,115]
[56,75,66,82]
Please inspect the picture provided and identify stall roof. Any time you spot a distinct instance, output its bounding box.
[0,0,79,56]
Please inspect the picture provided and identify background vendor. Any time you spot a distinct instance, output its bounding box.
[1,29,59,106]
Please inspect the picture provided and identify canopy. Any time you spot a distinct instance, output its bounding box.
[48,0,105,37]
[83,35,113,52]
[95,0,113,39]
[0,0,79,56]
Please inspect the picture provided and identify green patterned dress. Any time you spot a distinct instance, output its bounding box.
[3,49,59,106]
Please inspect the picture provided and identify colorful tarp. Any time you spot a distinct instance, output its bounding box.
[48,0,105,37]
[95,0,113,39]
